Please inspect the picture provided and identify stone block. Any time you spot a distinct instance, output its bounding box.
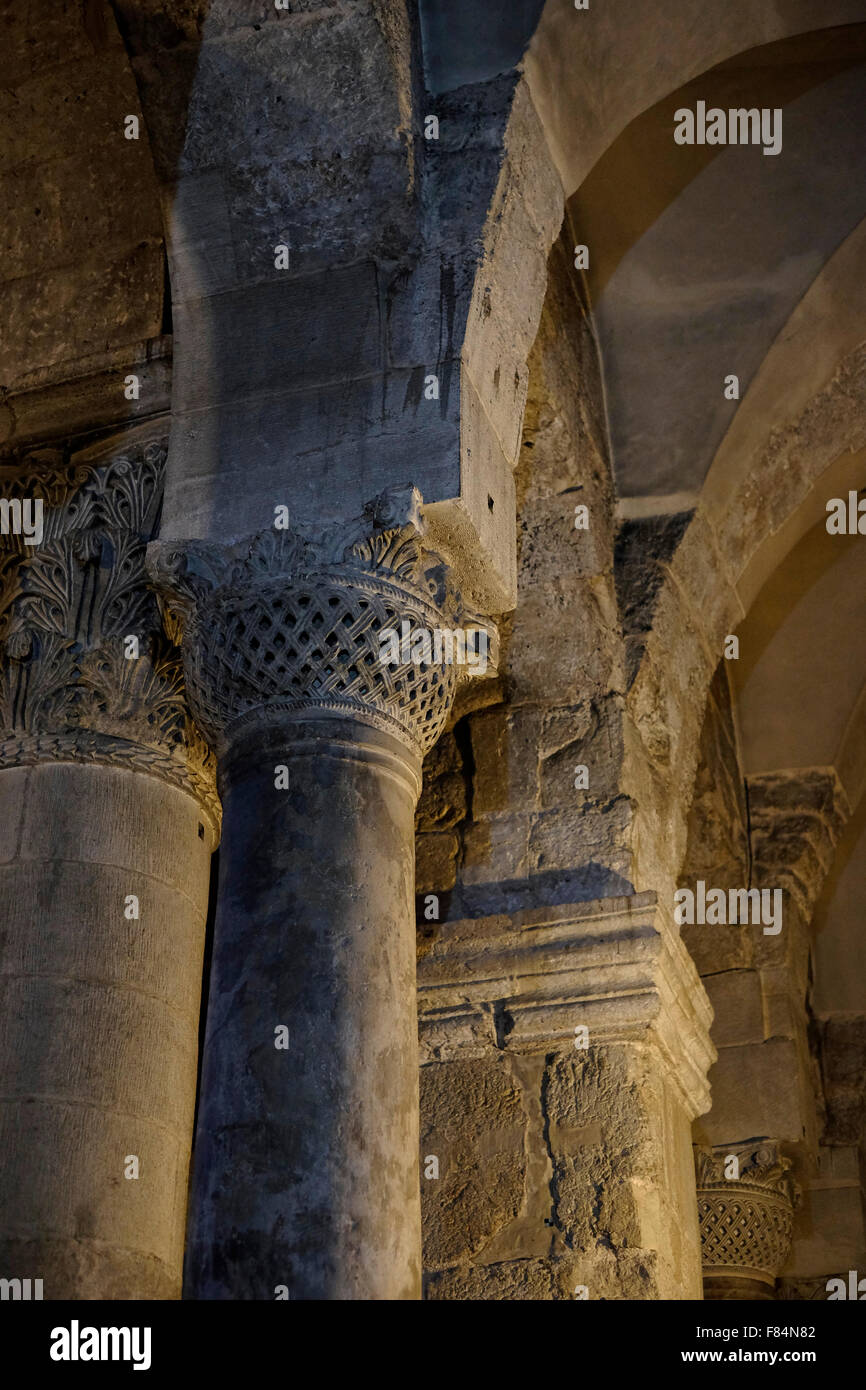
[415,832,459,894]
[545,1049,702,1299]
[788,1183,866,1278]
[470,705,541,817]
[425,1258,558,1300]
[507,575,621,704]
[165,171,238,299]
[417,731,465,832]
[704,970,764,1047]
[420,1056,525,1269]
[164,372,461,541]
[0,246,163,393]
[519,491,610,585]
[384,253,479,371]
[529,799,632,876]
[0,5,96,87]
[681,921,753,976]
[539,695,625,811]
[174,12,406,179]
[223,147,412,277]
[170,263,383,412]
[816,1145,860,1183]
[702,1038,805,1144]
[462,813,532,885]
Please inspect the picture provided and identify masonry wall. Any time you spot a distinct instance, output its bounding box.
[415,225,626,919]
[413,225,707,1300]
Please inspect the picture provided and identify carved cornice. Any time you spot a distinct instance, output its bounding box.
[695,1141,799,1287]
[416,891,716,1120]
[0,441,218,833]
[148,487,493,759]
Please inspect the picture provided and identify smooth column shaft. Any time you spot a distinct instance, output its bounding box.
[185,716,422,1300]
[0,762,212,1298]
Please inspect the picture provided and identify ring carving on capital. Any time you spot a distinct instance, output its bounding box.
[148,486,496,760]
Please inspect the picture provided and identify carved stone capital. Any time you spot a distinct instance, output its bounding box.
[695,1141,799,1293]
[148,487,494,760]
[0,440,219,835]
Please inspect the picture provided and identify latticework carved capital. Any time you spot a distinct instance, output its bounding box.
[148,487,494,759]
[0,440,218,833]
[695,1142,799,1287]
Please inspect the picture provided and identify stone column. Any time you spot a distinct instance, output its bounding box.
[149,488,483,1300]
[692,770,851,1293]
[0,437,218,1298]
[696,1143,799,1299]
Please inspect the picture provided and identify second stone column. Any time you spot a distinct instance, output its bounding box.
[150,488,479,1299]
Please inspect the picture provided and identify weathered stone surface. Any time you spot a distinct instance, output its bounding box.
[702,1039,806,1145]
[186,715,424,1300]
[788,1146,866,1280]
[703,971,764,1048]
[538,695,625,811]
[678,661,755,986]
[749,769,849,921]
[470,705,542,816]
[0,763,209,1299]
[420,1057,526,1268]
[416,731,466,832]
[416,894,713,1297]
[424,1258,560,1301]
[615,512,692,686]
[415,830,459,894]
[545,1048,703,1299]
[819,1019,866,1147]
[6,0,865,1310]
[0,4,163,389]
[461,811,533,888]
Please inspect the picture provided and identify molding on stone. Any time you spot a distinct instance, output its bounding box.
[416,890,716,1120]
[695,1141,799,1288]
[0,437,219,832]
[148,486,496,760]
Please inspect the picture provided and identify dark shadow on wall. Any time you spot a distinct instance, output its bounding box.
[418,0,546,94]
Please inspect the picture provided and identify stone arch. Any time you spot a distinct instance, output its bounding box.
[103,2,866,614]
[5,0,865,1302]
[415,14,866,1299]
[524,0,866,198]
[623,336,866,901]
